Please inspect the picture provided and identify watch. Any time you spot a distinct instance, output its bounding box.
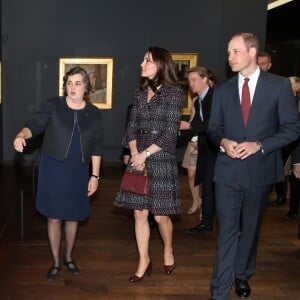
[219,145,226,154]
[256,141,264,154]
[145,149,151,158]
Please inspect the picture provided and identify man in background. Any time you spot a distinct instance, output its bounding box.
[257,51,272,72]
[180,67,217,234]
[285,76,300,220]
[258,51,289,206]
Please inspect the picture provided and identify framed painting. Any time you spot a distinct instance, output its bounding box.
[59,58,113,109]
[171,53,198,115]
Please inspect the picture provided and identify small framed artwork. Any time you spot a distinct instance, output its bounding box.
[171,53,198,115]
[59,58,113,109]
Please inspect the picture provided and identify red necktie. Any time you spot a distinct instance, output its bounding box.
[241,78,250,125]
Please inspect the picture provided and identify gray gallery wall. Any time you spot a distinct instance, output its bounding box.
[0,0,268,163]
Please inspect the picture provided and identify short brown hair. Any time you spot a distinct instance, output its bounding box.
[231,32,260,52]
[62,67,92,98]
[187,66,210,78]
[257,51,271,62]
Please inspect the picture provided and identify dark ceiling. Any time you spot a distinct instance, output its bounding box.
[267,0,300,43]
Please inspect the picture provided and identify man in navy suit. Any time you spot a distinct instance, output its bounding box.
[180,67,217,233]
[290,137,300,220]
[285,76,300,219]
[208,33,300,300]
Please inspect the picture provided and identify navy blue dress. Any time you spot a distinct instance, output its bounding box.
[36,111,89,221]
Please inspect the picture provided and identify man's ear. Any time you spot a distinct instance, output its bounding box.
[249,47,257,58]
[268,63,272,70]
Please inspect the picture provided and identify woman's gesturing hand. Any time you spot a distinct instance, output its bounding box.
[13,135,27,152]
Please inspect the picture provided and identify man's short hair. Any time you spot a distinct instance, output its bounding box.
[187,66,209,78]
[231,32,260,52]
[257,52,272,62]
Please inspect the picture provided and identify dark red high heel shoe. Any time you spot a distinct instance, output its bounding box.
[129,261,152,282]
[164,264,175,275]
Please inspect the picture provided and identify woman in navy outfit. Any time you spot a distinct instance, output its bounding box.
[13,67,103,281]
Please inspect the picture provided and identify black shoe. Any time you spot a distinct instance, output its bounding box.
[284,212,297,220]
[47,265,61,281]
[235,278,251,298]
[62,257,80,274]
[271,196,286,206]
[185,223,212,235]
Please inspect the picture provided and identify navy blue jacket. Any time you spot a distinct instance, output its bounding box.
[208,71,300,186]
[26,96,103,165]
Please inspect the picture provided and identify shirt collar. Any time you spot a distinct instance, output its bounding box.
[238,66,260,84]
[198,87,209,99]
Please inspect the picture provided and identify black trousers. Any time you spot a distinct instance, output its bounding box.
[288,174,300,215]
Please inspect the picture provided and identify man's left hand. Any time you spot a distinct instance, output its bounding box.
[234,141,260,160]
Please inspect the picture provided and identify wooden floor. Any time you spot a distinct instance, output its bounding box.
[0,163,300,300]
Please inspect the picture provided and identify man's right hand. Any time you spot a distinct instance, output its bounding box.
[221,138,239,159]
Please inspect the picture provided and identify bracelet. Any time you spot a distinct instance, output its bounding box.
[91,174,100,180]
[145,149,151,158]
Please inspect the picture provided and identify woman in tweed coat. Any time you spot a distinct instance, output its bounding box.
[115,47,184,282]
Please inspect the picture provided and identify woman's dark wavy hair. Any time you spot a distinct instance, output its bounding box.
[140,47,179,92]
[62,66,92,100]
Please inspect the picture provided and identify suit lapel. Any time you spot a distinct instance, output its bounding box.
[229,76,245,127]
[247,72,267,127]
[202,88,212,119]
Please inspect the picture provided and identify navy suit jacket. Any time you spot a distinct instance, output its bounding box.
[208,71,300,186]
[190,88,217,184]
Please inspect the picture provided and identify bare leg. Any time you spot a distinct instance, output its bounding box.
[155,215,174,265]
[47,218,62,266]
[133,209,151,277]
[64,221,78,261]
[187,167,201,214]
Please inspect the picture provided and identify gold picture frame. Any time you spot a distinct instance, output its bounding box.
[171,53,198,115]
[59,58,113,109]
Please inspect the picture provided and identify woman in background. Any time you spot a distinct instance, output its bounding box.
[181,100,202,215]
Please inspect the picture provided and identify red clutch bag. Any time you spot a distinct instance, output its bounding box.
[121,168,150,195]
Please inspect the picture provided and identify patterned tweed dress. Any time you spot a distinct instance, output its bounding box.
[115,85,184,215]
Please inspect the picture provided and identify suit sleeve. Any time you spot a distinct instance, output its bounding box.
[207,87,224,147]
[260,78,300,154]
